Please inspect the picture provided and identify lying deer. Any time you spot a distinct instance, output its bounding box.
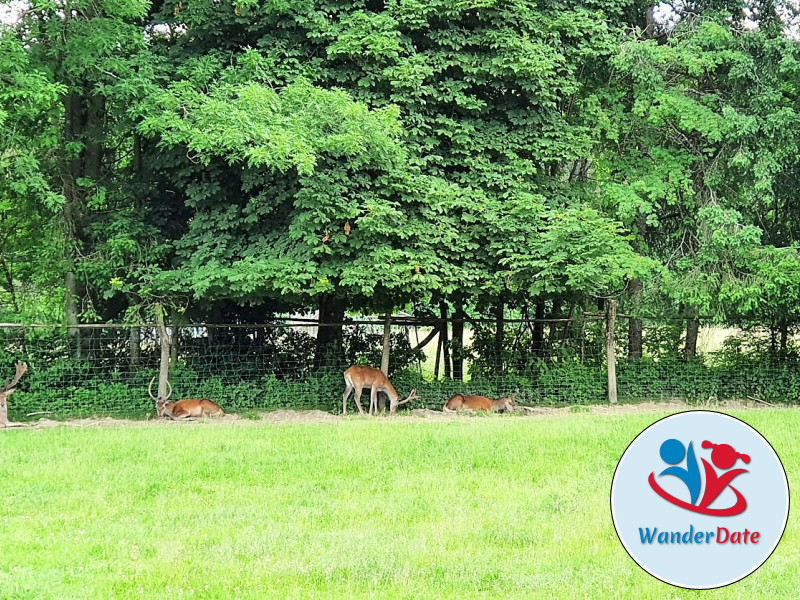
[148,378,225,420]
[0,361,27,427]
[443,394,516,413]
[343,365,418,415]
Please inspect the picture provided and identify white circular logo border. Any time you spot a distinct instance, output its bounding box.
[610,410,790,590]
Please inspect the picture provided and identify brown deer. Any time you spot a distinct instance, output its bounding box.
[342,365,418,415]
[148,378,225,420]
[0,361,27,427]
[443,394,515,413]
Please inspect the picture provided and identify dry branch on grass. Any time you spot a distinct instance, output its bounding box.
[747,395,776,407]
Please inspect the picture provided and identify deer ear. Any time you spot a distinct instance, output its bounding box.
[3,388,16,396]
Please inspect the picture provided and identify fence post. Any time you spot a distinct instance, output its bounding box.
[379,314,391,412]
[380,314,391,376]
[66,271,81,359]
[606,299,618,404]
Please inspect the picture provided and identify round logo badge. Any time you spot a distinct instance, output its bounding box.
[610,411,789,589]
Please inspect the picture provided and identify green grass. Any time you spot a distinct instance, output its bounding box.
[1,410,798,599]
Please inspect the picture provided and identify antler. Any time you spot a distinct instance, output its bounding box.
[148,376,173,401]
[3,362,27,392]
[396,388,418,406]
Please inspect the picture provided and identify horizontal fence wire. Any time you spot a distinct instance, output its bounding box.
[0,317,796,420]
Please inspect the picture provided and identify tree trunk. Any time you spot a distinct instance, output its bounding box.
[412,327,438,352]
[684,311,699,359]
[546,300,562,357]
[606,299,618,404]
[154,303,171,404]
[434,328,442,380]
[452,301,465,382]
[129,326,140,367]
[439,301,451,380]
[65,271,81,359]
[207,325,216,350]
[494,294,505,375]
[61,81,105,362]
[84,94,104,181]
[314,294,345,370]
[780,320,788,353]
[532,300,545,358]
[0,260,19,313]
[169,311,179,365]
[170,326,179,365]
[132,133,143,181]
[628,211,646,361]
[628,279,643,361]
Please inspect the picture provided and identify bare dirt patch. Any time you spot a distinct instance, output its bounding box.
[9,410,341,429]
[2,397,782,430]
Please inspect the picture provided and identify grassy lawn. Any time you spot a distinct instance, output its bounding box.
[0,409,797,599]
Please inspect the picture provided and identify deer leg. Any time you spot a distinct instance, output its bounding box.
[370,387,379,416]
[353,386,365,415]
[343,383,354,415]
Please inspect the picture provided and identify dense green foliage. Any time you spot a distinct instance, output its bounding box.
[4,0,800,410]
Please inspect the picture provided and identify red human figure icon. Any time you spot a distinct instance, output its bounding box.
[698,441,750,512]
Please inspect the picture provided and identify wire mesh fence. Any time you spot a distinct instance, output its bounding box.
[0,316,797,421]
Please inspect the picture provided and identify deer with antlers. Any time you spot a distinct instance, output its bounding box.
[148,378,225,420]
[342,365,418,415]
[0,361,28,428]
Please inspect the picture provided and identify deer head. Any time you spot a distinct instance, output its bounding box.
[148,376,173,416]
[497,394,516,412]
[391,388,418,413]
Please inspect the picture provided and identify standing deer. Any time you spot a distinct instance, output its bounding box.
[0,361,27,427]
[148,378,225,420]
[443,393,515,413]
[342,365,418,415]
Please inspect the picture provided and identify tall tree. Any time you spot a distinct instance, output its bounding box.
[138,0,651,369]
[0,31,65,320]
[598,14,800,352]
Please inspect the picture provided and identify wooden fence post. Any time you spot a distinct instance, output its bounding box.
[606,299,618,404]
[379,313,391,412]
[381,313,391,376]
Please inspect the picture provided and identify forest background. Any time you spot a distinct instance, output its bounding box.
[3,0,800,417]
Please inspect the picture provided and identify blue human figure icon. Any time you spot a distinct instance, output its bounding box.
[659,439,701,505]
